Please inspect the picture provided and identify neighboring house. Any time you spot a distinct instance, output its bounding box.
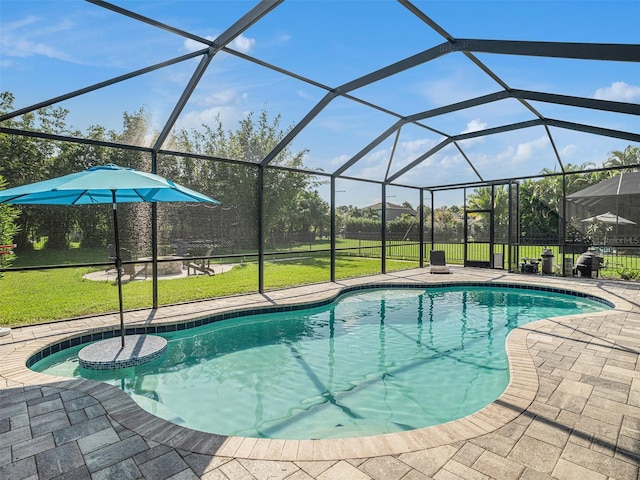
[365,202,418,221]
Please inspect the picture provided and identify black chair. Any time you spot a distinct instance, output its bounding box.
[429,250,450,274]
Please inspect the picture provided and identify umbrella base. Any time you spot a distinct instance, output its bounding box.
[78,334,167,370]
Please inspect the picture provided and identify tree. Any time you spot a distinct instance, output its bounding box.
[0,175,20,270]
[289,190,330,241]
[433,206,463,242]
[518,162,600,243]
[168,110,313,250]
[104,109,156,255]
[467,186,509,242]
[387,214,419,241]
[604,145,640,170]
[0,94,159,253]
[54,125,114,248]
[0,92,70,251]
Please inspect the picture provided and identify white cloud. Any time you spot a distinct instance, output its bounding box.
[201,89,243,106]
[1,15,76,62]
[358,163,387,181]
[435,153,464,170]
[347,137,437,176]
[183,37,211,53]
[175,106,246,132]
[494,136,548,164]
[399,138,433,157]
[513,138,544,162]
[230,35,255,53]
[461,119,487,134]
[458,119,488,147]
[593,81,640,102]
[174,86,249,132]
[183,34,255,54]
[361,149,389,166]
[493,146,513,164]
[395,152,467,186]
[5,14,40,31]
[559,144,578,159]
[10,39,72,61]
[329,153,352,167]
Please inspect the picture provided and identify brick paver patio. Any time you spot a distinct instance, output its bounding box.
[1,267,639,479]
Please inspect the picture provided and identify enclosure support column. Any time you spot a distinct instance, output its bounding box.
[463,188,469,265]
[507,182,514,271]
[258,164,265,293]
[380,183,387,273]
[151,152,158,309]
[151,204,158,308]
[515,182,521,271]
[430,190,435,249]
[514,181,521,272]
[330,176,336,282]
[111,191,126,348]
[419,188,424,268]
[561,173,567,275]
[490,185,495,268]
[381,184,387,274]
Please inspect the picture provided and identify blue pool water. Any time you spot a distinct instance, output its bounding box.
[32,285,609,439]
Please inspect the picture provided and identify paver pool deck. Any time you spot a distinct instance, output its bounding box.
[1,267,639,479]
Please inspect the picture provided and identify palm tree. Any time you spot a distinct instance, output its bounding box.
[604,145,640,170]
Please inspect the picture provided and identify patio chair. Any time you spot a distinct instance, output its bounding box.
[185,244,216,276]
[107,243,116,263]
[107,243,145,281]
[429,250,450,274]
[175,242,192,274]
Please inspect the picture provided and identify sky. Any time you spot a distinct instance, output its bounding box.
[1,0,639,208]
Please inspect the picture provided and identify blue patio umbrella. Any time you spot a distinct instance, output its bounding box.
[0,164,220,347]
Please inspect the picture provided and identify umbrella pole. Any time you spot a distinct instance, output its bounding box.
[111,191,126,348]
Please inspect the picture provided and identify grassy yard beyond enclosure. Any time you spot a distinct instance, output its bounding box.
[0,256,411,327]
[2,242,637,327]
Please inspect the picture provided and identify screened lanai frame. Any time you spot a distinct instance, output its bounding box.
[1,0,639,307]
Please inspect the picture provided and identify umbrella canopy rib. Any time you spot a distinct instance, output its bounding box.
[69,190,88,206]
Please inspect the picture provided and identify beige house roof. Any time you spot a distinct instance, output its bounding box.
[365,202,417,221]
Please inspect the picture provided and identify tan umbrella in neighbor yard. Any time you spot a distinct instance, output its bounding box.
[581,212,636,225]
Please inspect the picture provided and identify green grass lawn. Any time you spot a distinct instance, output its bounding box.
[3,241,636,327]
[0,255,411,327]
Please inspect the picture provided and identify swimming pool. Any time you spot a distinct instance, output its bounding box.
[31,284,610,439]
